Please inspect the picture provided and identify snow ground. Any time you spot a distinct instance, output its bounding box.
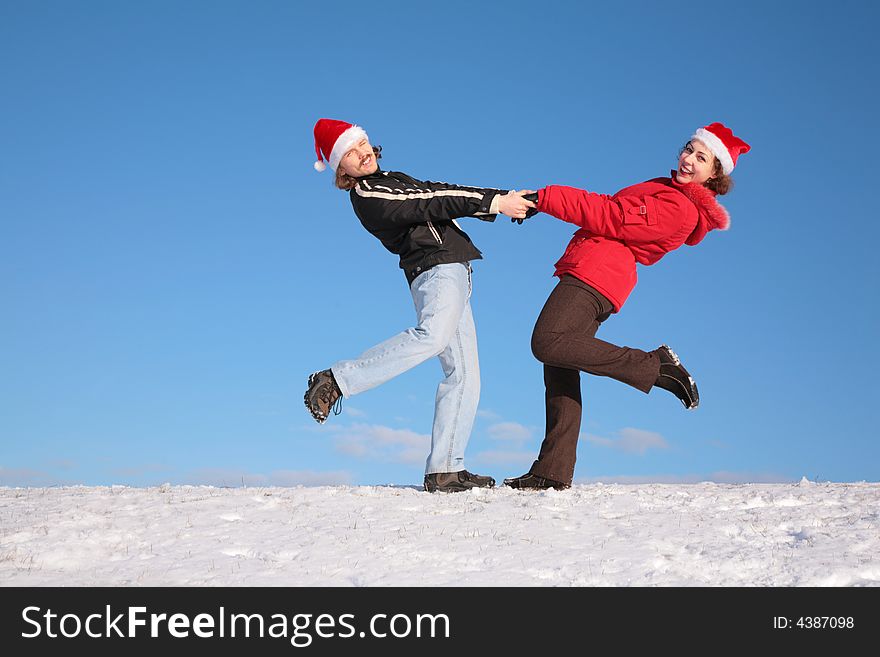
[1,479,878,586]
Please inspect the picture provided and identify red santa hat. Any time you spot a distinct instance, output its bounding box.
[313,118,369,172]
[691,122,751,175]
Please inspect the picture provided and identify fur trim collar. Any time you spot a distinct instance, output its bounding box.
[665,171,730,245]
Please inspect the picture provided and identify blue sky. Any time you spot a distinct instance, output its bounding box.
[2,0,878,488]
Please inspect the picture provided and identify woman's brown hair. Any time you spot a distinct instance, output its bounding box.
[680,142,733,195]
[335,146,383,191]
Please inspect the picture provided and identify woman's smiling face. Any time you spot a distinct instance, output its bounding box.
[676,139,716,185]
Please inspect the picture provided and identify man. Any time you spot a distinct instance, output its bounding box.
[304,118,534,493]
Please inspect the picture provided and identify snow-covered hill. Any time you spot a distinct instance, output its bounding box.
[2,479,878,586]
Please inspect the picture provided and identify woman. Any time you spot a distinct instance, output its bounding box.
[504,122,750,490]
[304,118,535,493]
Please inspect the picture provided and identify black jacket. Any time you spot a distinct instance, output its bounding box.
[349,169,506,285]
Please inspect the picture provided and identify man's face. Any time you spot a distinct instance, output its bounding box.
[338,138,378,177]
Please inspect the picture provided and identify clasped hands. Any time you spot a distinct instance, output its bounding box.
[496,189,539,224]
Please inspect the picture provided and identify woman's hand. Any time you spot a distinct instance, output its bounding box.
[497,189,537,220]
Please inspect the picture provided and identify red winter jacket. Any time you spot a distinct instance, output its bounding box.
[537,172,730,311]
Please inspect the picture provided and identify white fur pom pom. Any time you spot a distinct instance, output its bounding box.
[314,160,326,172]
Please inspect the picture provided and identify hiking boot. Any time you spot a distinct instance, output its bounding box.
[424,470,496,493]
[502,473,570,490]
[654,345,699,409]
[304,369,343,424]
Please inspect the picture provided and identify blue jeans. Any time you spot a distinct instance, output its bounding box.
[330,263,480,475]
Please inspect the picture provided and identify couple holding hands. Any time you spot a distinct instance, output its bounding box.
[305,117,750,493]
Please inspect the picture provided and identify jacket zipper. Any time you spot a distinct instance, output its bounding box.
[426,221,443,244]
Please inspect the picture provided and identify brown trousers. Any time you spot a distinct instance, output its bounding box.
[528,275,661,484]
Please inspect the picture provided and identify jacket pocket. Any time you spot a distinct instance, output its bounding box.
[408,224,443,250]
[555,233,589,267]
[426,221,443,244]
[620,196,657,226]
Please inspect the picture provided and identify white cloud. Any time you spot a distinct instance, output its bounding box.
[470,450,536,467]
[181,468,353,487]
[469,417,538,467]
[329,423,431,465]
[0,466,77,487]
[476,409,502,421]
[344,405,367,418]
[578,473,701,484]
[110,464,173,478]
[487,422,533,444]
[577,471,796,484]
[45,459,77,470]
[707,471,797,484]
[266,470,354,486]
[586,434,615,449]
[336,441,369,458]
[584,427,669,455]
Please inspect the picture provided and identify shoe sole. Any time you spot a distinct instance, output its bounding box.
[502,482,571,491]
[657,373,699,410]
[660,346,699,410]
[304,372,327,424]
[424,482,496,493]
[424,487,494,493]
[686,376,700,409]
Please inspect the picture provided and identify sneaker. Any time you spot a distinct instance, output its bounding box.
[654,345,699,409]
[304,369,343,424]
[424,470,496,493]
[502,473,570,490]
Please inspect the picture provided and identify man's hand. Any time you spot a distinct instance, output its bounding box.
[497,189,537,221]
